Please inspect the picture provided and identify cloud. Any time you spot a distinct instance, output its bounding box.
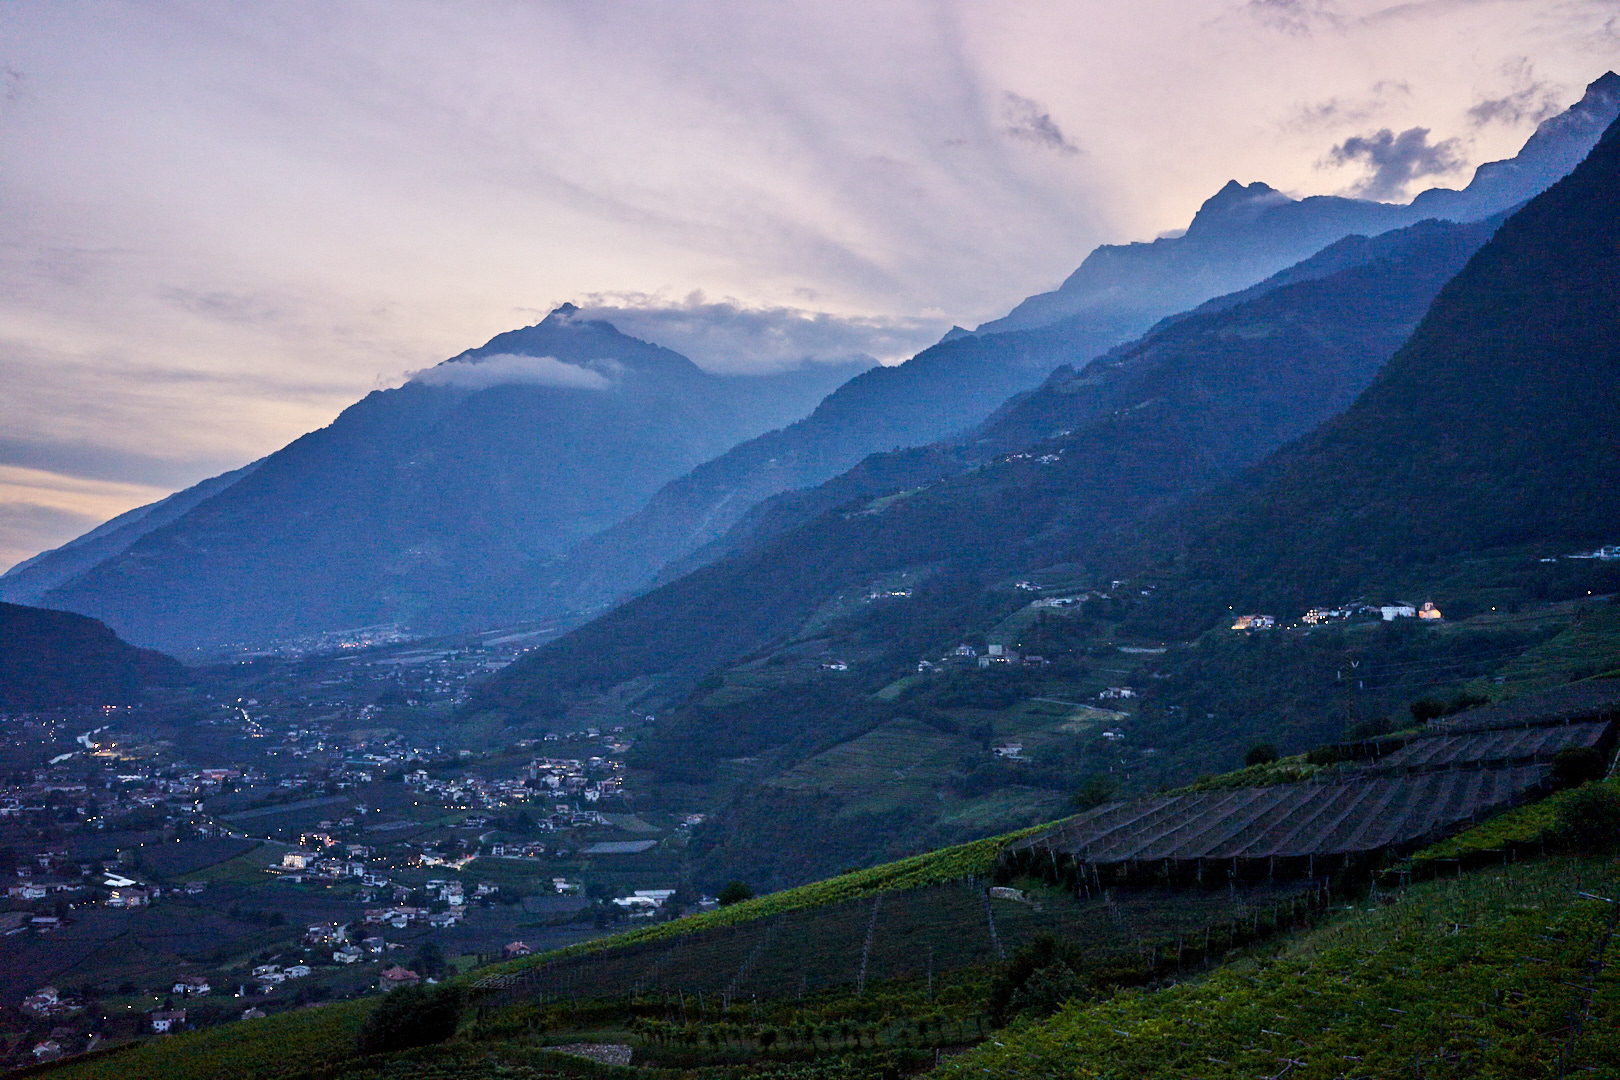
[1000,93,1079,155]
[410,353,614,392]
[1245,0,1342,36]
[571,294,944,374]
[1327,126,1465,199]
[1287,80,1412,131]
[1467,85,1562,127]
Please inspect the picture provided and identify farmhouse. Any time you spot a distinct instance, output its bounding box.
[171,974,211,995]
[150,1009,186,1033]
[379,966,421,992]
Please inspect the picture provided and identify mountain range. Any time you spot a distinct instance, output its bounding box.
[8,73,1617,664]
[470,210,1506,716]
[465,91,1620,887]
[23,311,863,653]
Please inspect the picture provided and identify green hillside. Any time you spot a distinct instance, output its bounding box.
[1135,108,1620,633]
[0,600,185,709]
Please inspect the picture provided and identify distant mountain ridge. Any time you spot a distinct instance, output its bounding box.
[24,74,1618,658]
[469,318,1121,628]
[976,72,1620,338]
[0,460,261,606]
[38,308,864,654]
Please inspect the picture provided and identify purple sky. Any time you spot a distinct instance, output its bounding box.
[1,0,1615,571]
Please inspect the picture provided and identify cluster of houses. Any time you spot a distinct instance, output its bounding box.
[917,643,1049,674]
[396,754,628,811]
[20,986,79,1019]
[1235,602,1443,631]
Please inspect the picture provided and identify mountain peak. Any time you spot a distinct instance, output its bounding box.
[1184,181,1292,235]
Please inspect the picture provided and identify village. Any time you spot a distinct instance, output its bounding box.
[0,683,702,1065]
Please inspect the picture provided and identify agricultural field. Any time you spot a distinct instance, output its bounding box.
[942,856,1620,1079]
[487,878,1321,1006]
[1010,763,1551,867]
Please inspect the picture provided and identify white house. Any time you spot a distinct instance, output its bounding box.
[150,1010,186,1033]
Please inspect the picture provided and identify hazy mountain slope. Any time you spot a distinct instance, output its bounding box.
[0,601,184,709]
[0,461,261,606]
[39,308,861,654]
[658,215,1506,585]
[472,213,1499,714]
[473,321,1114,626]
[978,72,1619,337]
[1131,108,1620,632]
[471,75,1619,627]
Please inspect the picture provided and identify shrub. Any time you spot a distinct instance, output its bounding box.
[718,881,754,906]
[354,984,464,1056]
[1409,697,1446,723]
[1551,746,1607,788]
[1070,775,1119,811]
[1555,783,1620,854]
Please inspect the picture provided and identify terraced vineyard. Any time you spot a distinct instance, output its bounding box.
[1008,764,1550,871]
[1376,717,1611,767]
[484,879,1319,1006]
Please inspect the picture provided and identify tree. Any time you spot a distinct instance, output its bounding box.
[1071,775,1119,811]
[717,881,754,906]
[1557,784,1620,854]
[354,984,464,1055]
[411,940,446,978]
[1244,742,1280,767]
[1409,697,1446,723]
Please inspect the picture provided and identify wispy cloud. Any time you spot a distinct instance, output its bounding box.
[572,294,941,374]
[1000,93,1079,155]
[411,353,614,391]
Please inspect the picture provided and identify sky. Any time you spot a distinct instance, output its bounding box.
[1,0,1616,572]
